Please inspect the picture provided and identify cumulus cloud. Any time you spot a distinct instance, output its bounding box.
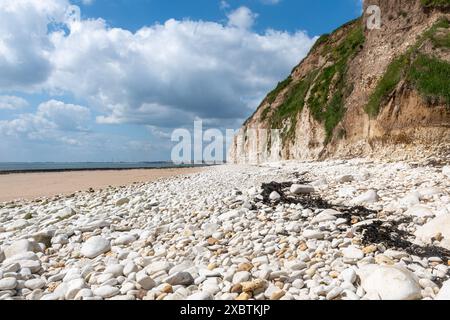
[0,0,318,161]
[49,12,316,128]
[227,6,258,29]
[0,0,70,90]
[0,99,90,142]
[0,95,29,110]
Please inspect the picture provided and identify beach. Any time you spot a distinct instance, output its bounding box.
[0,160,449,300]
[0,168,202,203]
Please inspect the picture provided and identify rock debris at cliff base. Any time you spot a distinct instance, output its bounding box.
[0,159,450,300]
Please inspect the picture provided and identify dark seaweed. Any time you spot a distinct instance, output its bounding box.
[362,220,450,260]
[259,181,450,261]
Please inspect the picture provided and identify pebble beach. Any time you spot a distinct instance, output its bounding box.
[0,159,450,301]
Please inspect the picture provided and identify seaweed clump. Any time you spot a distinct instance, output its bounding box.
[259,181,450,261]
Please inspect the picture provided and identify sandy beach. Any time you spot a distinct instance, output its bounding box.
[0,167,202,203]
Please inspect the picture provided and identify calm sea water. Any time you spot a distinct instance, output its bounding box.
[0,162,200,173]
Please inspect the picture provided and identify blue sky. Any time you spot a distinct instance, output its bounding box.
[0,0,362,162]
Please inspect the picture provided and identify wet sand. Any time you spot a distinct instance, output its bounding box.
[0,168,202,202]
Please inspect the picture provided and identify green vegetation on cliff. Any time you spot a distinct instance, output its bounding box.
[365,55,410,117]
[421,0,450,8]
[365,18,450,117]
[261,20,365,145]
[265,76,293,106]
[307,22,365,142]
[269,71,317,143]
[409,54,450,105]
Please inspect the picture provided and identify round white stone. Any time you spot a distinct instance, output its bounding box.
[93,285,120,298]
[0,277,18,290]
[80,237,111,259]
[269,191,281,201]
[186,292,213,300]
[24,278,46,290]
[357,265,421,300]
[353,190,379,205]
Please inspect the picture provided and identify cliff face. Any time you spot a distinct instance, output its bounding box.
[229,0,450,164]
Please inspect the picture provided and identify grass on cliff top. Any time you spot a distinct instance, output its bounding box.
[365,18,450,117]
[409,54,450,105]
[421,0,450,8]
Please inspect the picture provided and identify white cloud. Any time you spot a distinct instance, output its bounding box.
[227,6,258,29]
[47,11,316,128]
[0,0,317,132]
[0,0,70,91]
[0,99,90,142]
[0,95,29,110]
[37,100,91,131]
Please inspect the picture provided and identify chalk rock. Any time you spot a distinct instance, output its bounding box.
[436,280,450,300]
[186,292,213,300]
[418,187,443,199]
[233,271,251,284]
[269,192,281,201]
[57,207,76,219]
[303,230,324,240]
[443,166,450,178]
[415,214,450,250]
[93,285,120,298]
[114,234,136,246]
[399,192,421,208]
[24,278,46,290]
[353,190,379,205]
[80,237,111,259]
[311,209,339,224]
[342,246,364,261]
[218,210,240,221]
[6,219,29,232]
[4,239,41,259]
[357,265,421,300]
[0,277,18,290]
[405,205,434,218]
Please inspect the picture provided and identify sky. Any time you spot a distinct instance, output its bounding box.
[0,0,363,162]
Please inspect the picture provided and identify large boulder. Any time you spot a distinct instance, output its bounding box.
[415,214,450,250]
[357,265,422,300]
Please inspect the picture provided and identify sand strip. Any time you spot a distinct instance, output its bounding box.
[0,167,202,203]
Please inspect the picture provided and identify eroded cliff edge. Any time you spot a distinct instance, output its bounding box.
[229,0,450,164]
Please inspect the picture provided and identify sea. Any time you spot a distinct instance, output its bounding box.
[0,162,205,174]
